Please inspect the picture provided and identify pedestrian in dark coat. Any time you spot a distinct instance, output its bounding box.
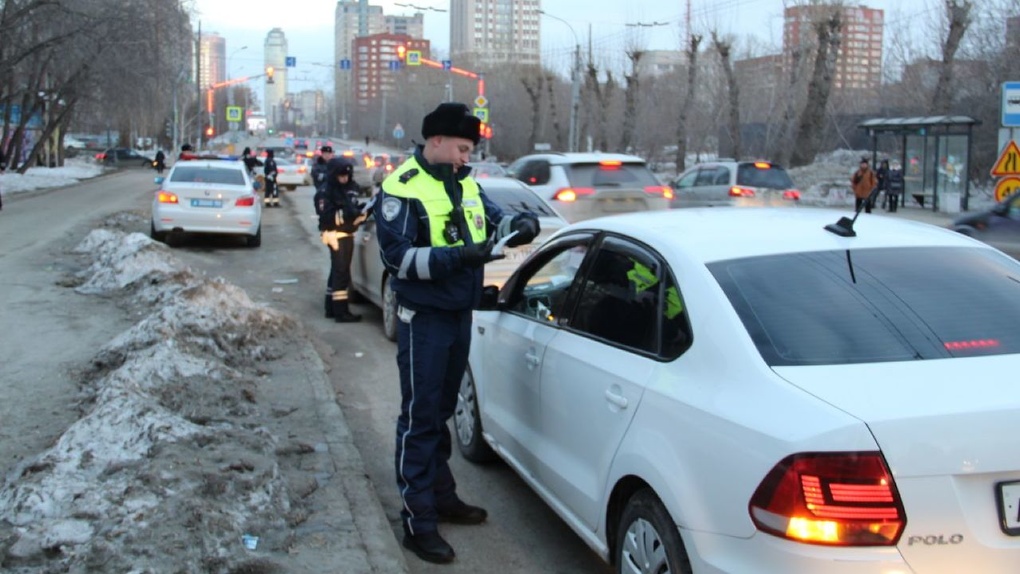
[311,145,339,317]
[886,162,905,213]
[0,148,6,211]
[241,147,263,177]
[263,149,279,207]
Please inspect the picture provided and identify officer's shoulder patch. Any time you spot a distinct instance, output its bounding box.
[398,168,419,184]
[381,197,402,222]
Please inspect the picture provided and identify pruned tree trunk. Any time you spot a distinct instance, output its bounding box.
[789,9,842,168]
[931,0,973,113]
[545,73,564,151]
[675,34,702,173]
[585,60,615,152]
[621,49,644,153]
[521,73,544,152]
[712,32,741,161]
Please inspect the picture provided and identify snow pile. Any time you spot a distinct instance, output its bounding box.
[0,158,105,196]
[1,230,298,573]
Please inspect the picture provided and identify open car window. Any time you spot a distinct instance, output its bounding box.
[504,234,594,325]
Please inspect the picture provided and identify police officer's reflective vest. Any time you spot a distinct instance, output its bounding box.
[384,157,488,248]
[626,260,684,320]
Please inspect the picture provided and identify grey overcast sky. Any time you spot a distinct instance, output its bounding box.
[193,0,938,89]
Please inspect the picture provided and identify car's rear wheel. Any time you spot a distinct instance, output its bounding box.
[150,221,167,243]
[382,277,398,341]
[246,225,262,248]
[616,489,692,574]
[454,365,497,463]
[286,185,296,191]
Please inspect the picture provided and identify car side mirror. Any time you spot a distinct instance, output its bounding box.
[478,285,500,310]
[154,176,164,185]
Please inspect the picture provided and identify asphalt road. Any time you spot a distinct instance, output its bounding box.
[36,169,609,573]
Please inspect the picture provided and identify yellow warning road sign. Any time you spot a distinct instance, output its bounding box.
[991,140,1020,177]
[994,176,1020,202]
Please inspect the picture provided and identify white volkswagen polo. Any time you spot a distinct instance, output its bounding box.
[455,207,1020,573]
[151,157,262,248]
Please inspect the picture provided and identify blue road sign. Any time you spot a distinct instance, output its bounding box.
[442,60,452,70]
[389,60,401,71]
[339,59,351,70]
[286,56,296,67]
[393,124,405,140]
[1003,82,1020,127]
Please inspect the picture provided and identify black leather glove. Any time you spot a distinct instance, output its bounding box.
[460,238,504,268]
[507,214,540,247]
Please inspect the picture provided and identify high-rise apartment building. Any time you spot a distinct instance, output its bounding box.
[264,28,288,129]
[450,0,541,66]
[352,33,430,106]
[386,12,424,38]
[334,1,387,137]
[783,3,883,91]
[198,33,226,92]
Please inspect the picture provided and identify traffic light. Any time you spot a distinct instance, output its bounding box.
[266,66,275,84]
[479,122,493,140]
[205,126,214,137]
[396,45,406,61]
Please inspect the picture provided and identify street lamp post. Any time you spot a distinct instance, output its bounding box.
[539,10,581,153]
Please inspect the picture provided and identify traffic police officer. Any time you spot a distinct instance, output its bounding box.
[262,149,279,207]
[319,157,365,322]
[374,102,540,564]
[312,145,337,316]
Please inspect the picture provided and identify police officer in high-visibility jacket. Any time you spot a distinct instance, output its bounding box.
[374,102,539,564]
[319,157,366,322]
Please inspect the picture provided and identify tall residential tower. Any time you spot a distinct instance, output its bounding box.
[450,0,541,67]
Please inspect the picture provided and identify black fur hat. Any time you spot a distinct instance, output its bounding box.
[421,102,480,145]
[326,157,354,179]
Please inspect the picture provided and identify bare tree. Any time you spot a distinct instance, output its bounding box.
[675,33,702,172]
[585,58,616,152]
[789,6,842,168]
[544,73,565,150]
[712,31,741,160]
[930,0,973,113]
[620,49,644,153]
[520,71,544,152]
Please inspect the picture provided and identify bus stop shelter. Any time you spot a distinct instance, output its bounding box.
[858,115,979,212]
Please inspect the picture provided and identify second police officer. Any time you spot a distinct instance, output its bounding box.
[312,145,337,317]
[319,156,366,322]
[374,102,540,564]
[262,149,279,207]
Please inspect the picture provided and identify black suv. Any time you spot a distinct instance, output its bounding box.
[96,148,153,167]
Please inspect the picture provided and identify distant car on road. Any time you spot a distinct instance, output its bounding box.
[96,148,153,167]
[468,162,508,178]
[953,192,1020,257]
[150,157,262,248]
[506,152,671,222]
[456,206,1020,573]
[274,157,312,190]
[671,159,801,208]
[349,177,566,340]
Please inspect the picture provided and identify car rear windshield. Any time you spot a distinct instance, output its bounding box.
[171,166,246,185]
[736,163,794,189]
[485,186,560,218]
[565,163,660,188]
[709,246,1020,366]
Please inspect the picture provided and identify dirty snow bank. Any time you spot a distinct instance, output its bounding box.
[1,229,299,573]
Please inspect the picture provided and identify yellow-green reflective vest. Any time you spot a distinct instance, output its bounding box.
[626,260,684,319]
[384,157,487,247]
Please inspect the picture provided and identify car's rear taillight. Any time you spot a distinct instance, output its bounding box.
[645,185,674,200]
[235,195,256,207]
[729,185,756,197]
[156,191,178,204]
[749,452,905,546]
[298,166,307,173]
[599,160,622,169]
[783,189,801,201]
[553,187,595,202]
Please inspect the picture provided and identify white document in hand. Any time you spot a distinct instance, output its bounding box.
[490,230,519,257]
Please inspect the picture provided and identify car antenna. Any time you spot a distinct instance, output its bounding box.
[824,187,881,237]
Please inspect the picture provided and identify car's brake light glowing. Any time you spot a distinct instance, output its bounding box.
[729,186,756,197]
[944,339,1000,351]
[754,161,772,169]
[342,150,354,157]
[644,186,674,200]
[553,187,595,202]
[783,189,801,200]
[386,164,394,172]
[298,166,307,174]
[749,452,905,546]
[599,160,622,169]
[156,191,178,204]
[235,195,257,207]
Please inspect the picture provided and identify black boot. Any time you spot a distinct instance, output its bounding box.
[332,300,362,323]
[324,294,334,318]
[403,527,455,564]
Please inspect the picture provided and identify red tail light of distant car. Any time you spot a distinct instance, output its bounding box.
[783,189,801,201]
[645,185,674,200]
[553,187,595,202]
[235,195,257,207]
[156,191,179,204]
[730,186,756,197]
[749,452,905,546]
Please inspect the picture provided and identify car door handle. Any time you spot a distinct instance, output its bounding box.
[604,390,629,409]
[524,351,540,367]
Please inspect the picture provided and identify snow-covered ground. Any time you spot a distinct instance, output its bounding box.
[0,158,107,198]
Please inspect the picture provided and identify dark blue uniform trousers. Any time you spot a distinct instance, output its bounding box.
[394,307,472,535]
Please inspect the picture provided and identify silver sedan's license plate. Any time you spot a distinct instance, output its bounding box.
[996,480,1020,535]
[191,198,222,208]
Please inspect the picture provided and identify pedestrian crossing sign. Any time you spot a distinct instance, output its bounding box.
[226,106,243,122]
[473,107,488,123]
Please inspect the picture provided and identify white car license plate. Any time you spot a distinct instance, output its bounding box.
[997,481,1020,535]
[191,198,222,208]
